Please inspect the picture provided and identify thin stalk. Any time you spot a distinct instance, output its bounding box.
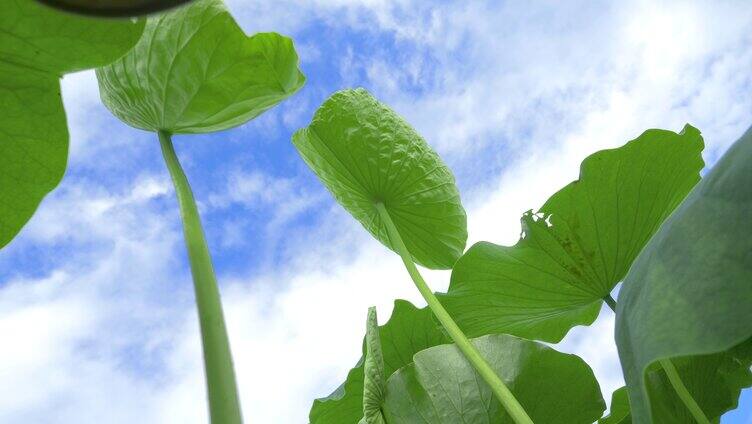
[603,294,709,424]
[159,130,243,424]
[658,359,710,424]
[375,203,534,424]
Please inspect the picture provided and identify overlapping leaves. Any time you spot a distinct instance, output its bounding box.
[97,0,305,135]
[293,88,467,269]
[616,125,752,423]
[599,387,630,424]
[0,0,144,249]
[382,333,605,423]
[336,302,606,423]
[310,300,448,423]
[643,343,752,423]
[441,125,705,342]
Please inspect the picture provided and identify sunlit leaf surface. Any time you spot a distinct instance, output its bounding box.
[97,0,305,134]
[442,126,704,342]
[293,88,467,269]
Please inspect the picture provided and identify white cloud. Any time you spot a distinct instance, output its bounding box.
[204,169,325,251]
[207,170,314,214]
[1,1,751,423]
[61,71,155,171]
[0,176,184,423]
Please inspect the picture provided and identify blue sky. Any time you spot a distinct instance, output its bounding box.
[1,0,751,422]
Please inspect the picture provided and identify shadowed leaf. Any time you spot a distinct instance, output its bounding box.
[616,125,752,423]
[383,334,606,423]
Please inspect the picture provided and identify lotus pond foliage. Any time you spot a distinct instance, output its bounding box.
[0,0,749,423]
[297,89,750,424]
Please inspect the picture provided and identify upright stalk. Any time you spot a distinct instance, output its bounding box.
[603,295,708,424]
[159,130,243,424]
[376,203,534,424]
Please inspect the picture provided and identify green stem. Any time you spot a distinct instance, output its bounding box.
[658,359,710,424]
[603,294,709,424]
[375,203,534,424]
[159,131,243,424]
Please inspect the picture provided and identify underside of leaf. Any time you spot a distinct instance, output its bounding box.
[0,0,144,249]
[643,340,752,423]
[293,88,467,269]
[616,125,752,423]
[442,125,704,342]
[97,0,305,134]
[0,64,67,249]
[383,334,606,423]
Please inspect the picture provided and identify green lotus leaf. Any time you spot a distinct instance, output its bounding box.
[96,0,305,134]
[599,387,630,424]
[293,88,467,269]
[383,334,606,423]
[0,0,144,249]
[615,125,752,423]
[362,307,387,424]
[441,125,704,342]
[35,0,192,17]
[0,1,145,74]
[310,300,448,424]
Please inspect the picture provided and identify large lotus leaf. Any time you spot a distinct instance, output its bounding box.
[441,126,704,342]
[97,0,305,134]
[293,88,467,269]
[310,300,448,424]
[599,387,631,424]
[0,1,144,249]
[615,125,752,423]
[383,334,606,423]
[36,0,192,17]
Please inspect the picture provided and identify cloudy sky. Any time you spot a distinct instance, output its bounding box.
[1,0,751,422]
